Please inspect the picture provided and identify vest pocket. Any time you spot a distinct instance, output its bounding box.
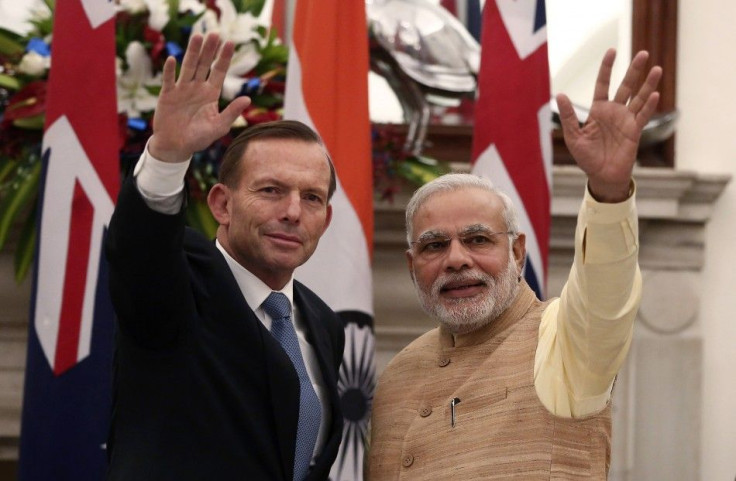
[450,386,509,428]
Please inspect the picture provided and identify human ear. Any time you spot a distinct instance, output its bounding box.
[321,204,333,235]
[513,233,526,273]
[405,249,416,282]
[207,183,231,226]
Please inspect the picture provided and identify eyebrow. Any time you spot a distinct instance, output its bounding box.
[414,224,496,243]
[458,224,494,236]
[248,178,328,197]
[414,230,450,243]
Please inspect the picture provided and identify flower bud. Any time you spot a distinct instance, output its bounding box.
[18,52,49,77]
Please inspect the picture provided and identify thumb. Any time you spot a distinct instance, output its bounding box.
[219,96,252,128]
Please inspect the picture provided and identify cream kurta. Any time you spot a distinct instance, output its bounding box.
[368,186,641,480]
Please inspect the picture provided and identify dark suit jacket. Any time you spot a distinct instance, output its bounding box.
[105,178,345,480]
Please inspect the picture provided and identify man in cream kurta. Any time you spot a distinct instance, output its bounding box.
[368,50,662,480]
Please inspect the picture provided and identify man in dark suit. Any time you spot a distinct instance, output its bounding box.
[105,33,345,480]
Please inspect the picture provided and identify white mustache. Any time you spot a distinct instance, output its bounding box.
[433,271,494,295]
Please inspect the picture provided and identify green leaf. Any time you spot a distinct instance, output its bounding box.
[0,29,25,56]
[13,114,45,130]
[259,45,289,64]
[185,199,218,239]
[14,199,37,283]
[27,1,54,37]
[144,84,162,96]
[246,0,267,16]
[251,94,283,109]
[43,0,55,14]
[0,73,22,90]
[178,10,205,28]
[0,158,21,184]
[0,158,41,251]
[396,156,449,186]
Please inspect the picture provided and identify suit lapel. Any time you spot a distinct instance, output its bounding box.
[293,286,339,394]
[192,240,299,481]
[293,285,344,465]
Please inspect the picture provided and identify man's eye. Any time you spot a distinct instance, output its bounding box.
[466,235,491,245]
[422,241,447,252]
[261,186,279,194]
[303,193,323,204]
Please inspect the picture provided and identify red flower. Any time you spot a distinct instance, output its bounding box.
[242,106,280,125]
[263,79,285,95]
[205,0,221,18]
[2,80,46,128]
[144,26,166,66]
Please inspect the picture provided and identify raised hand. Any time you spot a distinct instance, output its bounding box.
[149,33,252,163]
[556,49,662,202]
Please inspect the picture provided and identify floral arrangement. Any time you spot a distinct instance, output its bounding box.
[0,0,445,283]
[372,125,449,200]
[0,0,285,282]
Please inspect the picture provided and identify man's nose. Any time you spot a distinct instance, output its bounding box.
[443,239,473,271]
[282,192,301,222]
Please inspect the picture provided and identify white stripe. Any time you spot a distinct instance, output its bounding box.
[35,116,115,370]
[471,144,545,293]
[284,44,374,316]
[496,0,547,60]
[79,0,115,29]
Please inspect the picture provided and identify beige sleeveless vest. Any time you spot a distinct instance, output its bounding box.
[368,284,612,480]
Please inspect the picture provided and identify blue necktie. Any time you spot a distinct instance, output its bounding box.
[262,292,322,481]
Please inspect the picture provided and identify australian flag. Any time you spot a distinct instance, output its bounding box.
[471,0,551,299]
[18,0,119,479]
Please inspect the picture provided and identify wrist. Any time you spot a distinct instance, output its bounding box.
[587,179,634,203]
[148,135,192,163]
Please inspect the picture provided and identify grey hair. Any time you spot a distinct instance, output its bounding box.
[405,173,521,246]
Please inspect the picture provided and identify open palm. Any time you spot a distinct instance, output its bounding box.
[150,34,251,163]
[557,49,662,201]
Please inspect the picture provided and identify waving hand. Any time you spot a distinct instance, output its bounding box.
[149,33,252,163]
[556,49,662,202]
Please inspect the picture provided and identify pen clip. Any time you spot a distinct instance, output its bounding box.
[450,397,461,428]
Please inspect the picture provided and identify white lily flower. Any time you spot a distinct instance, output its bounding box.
[116,0,169,30]
[192,0,265,44]
[191,8,221,35]
[17,51,50,77]
[221,42,261,100]
[29,3,53,24]
[117,0,147,14]
[117,41,162,117]
[145,0,170,31]
[191,0,266,101]
[215,0,265,45]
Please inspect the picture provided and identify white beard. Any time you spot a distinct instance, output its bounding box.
[414,253,520,335]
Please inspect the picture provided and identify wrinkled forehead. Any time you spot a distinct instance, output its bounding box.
[412,188,507,237]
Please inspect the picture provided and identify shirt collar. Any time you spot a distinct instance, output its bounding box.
[215,240,294,314]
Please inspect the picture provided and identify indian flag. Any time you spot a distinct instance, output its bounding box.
[284,1,375,479]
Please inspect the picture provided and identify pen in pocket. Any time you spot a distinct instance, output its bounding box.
[450,397,461,427]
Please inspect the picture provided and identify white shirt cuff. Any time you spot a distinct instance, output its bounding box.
[133,140,192,214]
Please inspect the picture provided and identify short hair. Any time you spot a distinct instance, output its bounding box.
[218,120,337,200]
[405,173,520,246]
